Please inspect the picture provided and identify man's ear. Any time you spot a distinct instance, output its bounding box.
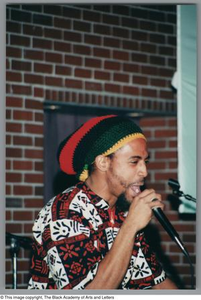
[94,155,110,172]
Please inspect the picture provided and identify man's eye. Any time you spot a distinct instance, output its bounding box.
[131,161,138,164]
[145,160,149,164]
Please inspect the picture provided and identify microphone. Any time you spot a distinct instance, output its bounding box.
[152,204,195,288]
[152,206,187,255]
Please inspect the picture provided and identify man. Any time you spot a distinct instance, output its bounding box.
[28,115,177,289]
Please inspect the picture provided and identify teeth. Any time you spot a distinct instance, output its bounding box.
[133,181,143,186]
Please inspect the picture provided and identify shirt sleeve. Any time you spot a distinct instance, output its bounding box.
[28,217,103,289]
[45,215,103,289]
[28,240,54,289]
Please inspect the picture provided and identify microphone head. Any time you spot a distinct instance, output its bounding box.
[168,178,180,191]
[168,178,184,197]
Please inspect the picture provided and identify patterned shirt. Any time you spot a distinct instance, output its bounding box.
[28,182,166,289]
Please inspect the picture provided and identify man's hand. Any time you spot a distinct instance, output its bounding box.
[124,189,164,234]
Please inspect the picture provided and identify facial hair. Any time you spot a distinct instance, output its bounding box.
[116,192,131,212]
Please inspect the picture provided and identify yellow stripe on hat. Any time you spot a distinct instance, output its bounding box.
[79,169,89,182]
[102,133,146,157]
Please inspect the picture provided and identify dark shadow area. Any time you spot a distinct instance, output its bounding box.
[168,194,181,211]
[144,224,186,289]
[53,170,79,197]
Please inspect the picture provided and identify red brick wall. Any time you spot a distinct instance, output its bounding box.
[6,4,195,289]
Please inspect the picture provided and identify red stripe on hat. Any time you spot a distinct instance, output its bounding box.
[59,115,116,174]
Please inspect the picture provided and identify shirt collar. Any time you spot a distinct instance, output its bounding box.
[76,181,110,210]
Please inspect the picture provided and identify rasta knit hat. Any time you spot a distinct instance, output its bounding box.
[57,115,146,181]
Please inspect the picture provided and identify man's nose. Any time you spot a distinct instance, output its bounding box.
[138,161,148,177]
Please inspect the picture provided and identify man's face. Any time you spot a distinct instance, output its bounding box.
[106,138,149,208]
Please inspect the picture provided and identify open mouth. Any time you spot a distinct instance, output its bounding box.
[129,181,144,196]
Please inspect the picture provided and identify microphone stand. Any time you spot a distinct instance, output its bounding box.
[9,236,20,289]
[168,178,196,203]
[165,179,196,288]
[6,232,33,289]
